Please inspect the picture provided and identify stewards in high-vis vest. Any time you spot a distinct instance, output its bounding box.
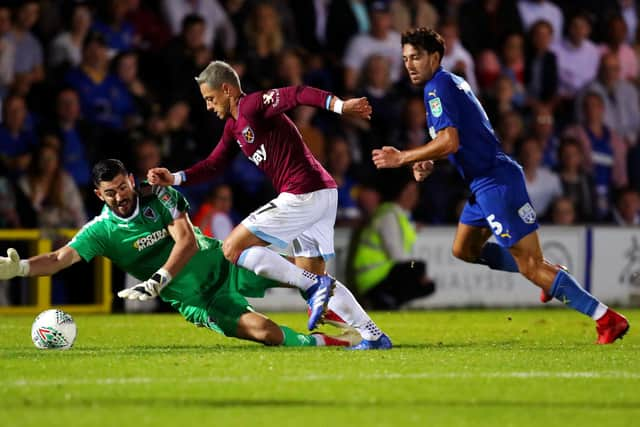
[352,172,435,309]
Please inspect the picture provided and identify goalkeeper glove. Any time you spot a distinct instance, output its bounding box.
[117,268,172,301]
[0,248,29,280]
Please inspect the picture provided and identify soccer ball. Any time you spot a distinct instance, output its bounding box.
[31,309,77,350]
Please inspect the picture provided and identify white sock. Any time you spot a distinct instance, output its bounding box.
[328,281,383,341]
[237,246,317,291]
[592,302,608,320]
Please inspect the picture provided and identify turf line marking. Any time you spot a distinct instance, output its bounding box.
[4,371,640,387]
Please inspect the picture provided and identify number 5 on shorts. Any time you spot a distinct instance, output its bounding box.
[486,214,503,236]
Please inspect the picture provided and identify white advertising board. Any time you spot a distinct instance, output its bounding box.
[249,226,590,311]
[590,227,640,306]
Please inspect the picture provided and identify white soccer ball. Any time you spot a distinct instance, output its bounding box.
[31,309,77,350]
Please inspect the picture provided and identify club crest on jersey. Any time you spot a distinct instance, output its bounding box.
[242,126,255,144]
[143,206,157,222]
[518,202,537,224]
[429,97,443,117]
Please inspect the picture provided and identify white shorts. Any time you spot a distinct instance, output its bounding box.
[241,188,337,260]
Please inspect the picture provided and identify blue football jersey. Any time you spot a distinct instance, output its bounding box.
[424,67,509,190]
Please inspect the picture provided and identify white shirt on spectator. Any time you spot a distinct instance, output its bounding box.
[525,167,563,217]
[553,38,601,97]
[441,39,478,93]
[576,79,640,145]
[517,0,563,44]
[49,33,82,68]
[343,31,403,83]
[210,211,233,240]
[162,0,236,51]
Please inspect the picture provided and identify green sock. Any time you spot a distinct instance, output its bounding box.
[279,326,317,347]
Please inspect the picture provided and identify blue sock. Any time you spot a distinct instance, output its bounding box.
[475,242,519,273]
[550,270,599,316]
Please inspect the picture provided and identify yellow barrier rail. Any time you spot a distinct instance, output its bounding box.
[0,229,112,315]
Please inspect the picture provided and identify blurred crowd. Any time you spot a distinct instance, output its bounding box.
[1,0,640,244]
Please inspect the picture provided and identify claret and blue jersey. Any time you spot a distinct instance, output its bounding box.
[424,67,538,247]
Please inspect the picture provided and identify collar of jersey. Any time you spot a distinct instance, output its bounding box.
[109,196,140,223]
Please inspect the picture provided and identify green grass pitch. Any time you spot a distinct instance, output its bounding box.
[1,309,639,427]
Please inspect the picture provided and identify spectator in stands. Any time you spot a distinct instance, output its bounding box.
[484,74,524,124]
[0,5,15,103]
[496,110,524,156]
[390,0,439,33]
[126,0,171,53]
[553,12,601,99]
[7,0,44,96]
[18,139,87,232]
[549,196,577,225]
[0,94,36,176]
[0,170,21,228]
[394,96,427,150]
[564,92,628,219]
[289,0,332,54]
[611,187,640,226]
[241,2,288,90]
[517,0,563,44]
[577,52,640,146]
[162,0,235,54]
[156,101,201,171]
[459,0,523,57]
[326,135,361,225]
[191,184,235,239]
[113,50,153,123]
[132,136,161,183]
[439,19,478,93]
[524,19,558,107]
[162,14,211,108]
[519,136,562,218]
[351,169,435,309]
[91,0,136,55]
[358,54,403,149]
[65,32,136,132]
[48,2,92,70]
[531,103,560,168]
[51,87,93,190]
[600,15,638,81]
[325,0,370,66]
[556,137,597,222]
[342,0,402,94]
[499,32,527,106]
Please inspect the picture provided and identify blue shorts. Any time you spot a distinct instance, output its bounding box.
[460,160,539,247]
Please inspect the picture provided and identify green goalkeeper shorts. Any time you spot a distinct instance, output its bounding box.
[160,260,281,337]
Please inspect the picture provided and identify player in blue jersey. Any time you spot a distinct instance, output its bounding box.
[372,27,629,344]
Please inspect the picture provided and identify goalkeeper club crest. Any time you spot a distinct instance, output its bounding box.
[242,126,255,144]
[143,206,157,221]
[428,97,443,117]
[518,202,537,224]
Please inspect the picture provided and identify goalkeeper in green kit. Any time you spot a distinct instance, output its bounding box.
[0,159,361,347]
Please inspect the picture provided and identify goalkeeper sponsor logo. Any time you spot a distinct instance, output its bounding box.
[133,229,168,251]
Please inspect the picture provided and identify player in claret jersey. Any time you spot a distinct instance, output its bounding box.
[372,27,628,344]
[148,61,391,350]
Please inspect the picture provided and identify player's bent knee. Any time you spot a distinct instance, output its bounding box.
[452,246,475,262]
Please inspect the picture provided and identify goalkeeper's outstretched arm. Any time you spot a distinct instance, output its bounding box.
[0,246,81,280]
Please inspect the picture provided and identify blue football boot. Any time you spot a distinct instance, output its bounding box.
[306,275,336,330]
[345,333,393,350]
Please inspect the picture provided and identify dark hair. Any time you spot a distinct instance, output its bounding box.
[401,27,445,60]
[92,159,128,188]
[181,13,205,33]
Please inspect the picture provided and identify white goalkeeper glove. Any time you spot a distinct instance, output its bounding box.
[117,268,172,301]
[0,248,29,280]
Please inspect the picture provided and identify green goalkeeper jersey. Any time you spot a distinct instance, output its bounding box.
[68,184,276,333]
